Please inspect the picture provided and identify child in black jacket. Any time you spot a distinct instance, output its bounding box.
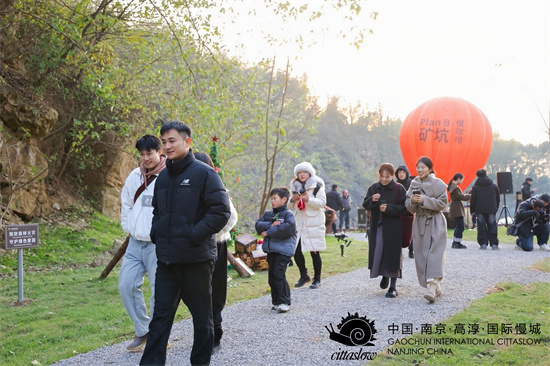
[256,187,297,313]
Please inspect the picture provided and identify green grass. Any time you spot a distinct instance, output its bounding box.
[369,280,550,366]
[0,215,369,366]
[0,210,546,365]
[0,208,126,274]
[448,226,516,245]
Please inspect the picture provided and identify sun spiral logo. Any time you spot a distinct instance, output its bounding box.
[325,312,377,346]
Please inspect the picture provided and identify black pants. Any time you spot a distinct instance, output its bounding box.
[293,240,322,282]
[453,216,465,239]
[267,252,291,305]
[212,241,228,344]
[140,260,214,366]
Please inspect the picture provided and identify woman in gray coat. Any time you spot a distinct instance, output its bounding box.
[405,157,448,303]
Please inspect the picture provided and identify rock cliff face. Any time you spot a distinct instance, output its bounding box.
[1,86,53,219]
[79,132,136,220]
[0,84,135,220]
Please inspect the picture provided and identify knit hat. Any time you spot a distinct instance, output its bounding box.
[293,162,316,178]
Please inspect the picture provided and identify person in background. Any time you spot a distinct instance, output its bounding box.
[470,169,500,250]
[119,135,166,351]
[396,165,414,258]
[514,194,549,252]
[405,156,448,303]
[194,152,238,352]
[326,184,343,234]
[256,187,297,313]
[521,177,538,201]
[140,121,230,366]
[289,162,327,289]
[362,163,406,298]
[339,189,352,233]
[448,173,470,249]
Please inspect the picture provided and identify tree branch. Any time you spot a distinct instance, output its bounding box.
[148,0,197,92]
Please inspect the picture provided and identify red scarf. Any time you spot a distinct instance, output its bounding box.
[297,196,306,210]
[139,154,167,187]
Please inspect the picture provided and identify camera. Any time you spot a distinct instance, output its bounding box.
[299,188,306,194]
[536,210,548,224]
[335,233,352,257]
[412,189,421,195]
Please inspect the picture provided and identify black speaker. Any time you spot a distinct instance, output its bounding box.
[496,172,513,194]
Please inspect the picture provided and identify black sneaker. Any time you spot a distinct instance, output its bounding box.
[309,280,321,289]
[452,242,467,249]
[408,252,414,259]
[385,288,398,298]
[294,275,311,288]
[379,276,389,289]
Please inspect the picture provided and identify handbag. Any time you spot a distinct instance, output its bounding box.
[506,217,530,236]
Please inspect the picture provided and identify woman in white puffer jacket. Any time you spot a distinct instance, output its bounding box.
[288,162,326,289]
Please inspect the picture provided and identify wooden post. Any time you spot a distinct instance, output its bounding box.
[98,235,130,280]
[227,250,254,277]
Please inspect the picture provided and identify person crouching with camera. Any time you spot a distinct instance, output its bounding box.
[515,194,550,252]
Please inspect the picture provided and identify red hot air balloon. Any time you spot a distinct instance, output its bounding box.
[399,97,492,189]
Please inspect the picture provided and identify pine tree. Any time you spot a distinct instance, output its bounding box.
[209,136,224,181]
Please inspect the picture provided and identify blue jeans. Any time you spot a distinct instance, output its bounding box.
[477,213,498,246]
[517,223,550,251]
[118,237,157,337]
[339,210,350,230]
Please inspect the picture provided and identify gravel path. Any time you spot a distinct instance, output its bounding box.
[51,233,550,366]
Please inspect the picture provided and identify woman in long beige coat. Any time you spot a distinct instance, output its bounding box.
[405,156,448,303]
[289,162,327,289]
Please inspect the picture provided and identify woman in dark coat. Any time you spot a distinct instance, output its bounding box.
[362,163,407,298]
[396,165,414,258]
[448,173,470,249]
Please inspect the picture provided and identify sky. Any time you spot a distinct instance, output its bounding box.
[213,0,549,146]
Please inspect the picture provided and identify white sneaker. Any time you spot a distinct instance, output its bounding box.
[277,304,290,313]
[540,244,550,251]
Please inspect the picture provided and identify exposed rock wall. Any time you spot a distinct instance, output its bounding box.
[80,134,136,220]
[0,84,135,220]
[0,85,53,219]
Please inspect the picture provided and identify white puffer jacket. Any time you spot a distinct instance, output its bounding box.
[120,167,158,242]
[215,197,238,243]
[289,174,327,252]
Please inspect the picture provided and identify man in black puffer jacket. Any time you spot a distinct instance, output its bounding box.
[141,121,230,366]
[470,169,500,250]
